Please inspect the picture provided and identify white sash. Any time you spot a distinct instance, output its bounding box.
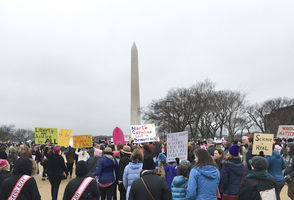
[71,177,94,200]
[8,175,31,200]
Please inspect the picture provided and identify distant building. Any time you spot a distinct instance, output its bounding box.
[264,105,294,135]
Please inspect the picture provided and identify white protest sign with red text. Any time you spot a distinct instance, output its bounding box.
[277,125,294,139]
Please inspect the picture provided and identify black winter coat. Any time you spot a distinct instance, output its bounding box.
[129,171,172,200]
[0,175,41,200]
[118,153,131,182]
[238,170,278,200]
[0,170,11,186]
[63,176,99,200]
[246,147,254,170]
[45,148,67,178]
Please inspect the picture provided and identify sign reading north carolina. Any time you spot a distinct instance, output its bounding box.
[130,124,156,143]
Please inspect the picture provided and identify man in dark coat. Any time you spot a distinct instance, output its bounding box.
[118,145,131,200]
[0,157,41,200]
[129,156,171,200]
[45,146,67,200]
[63,161,98,200]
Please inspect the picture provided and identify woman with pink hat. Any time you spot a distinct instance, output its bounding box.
[0,159,10,185]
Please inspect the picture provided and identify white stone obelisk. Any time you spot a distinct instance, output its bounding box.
[131,42,141,125]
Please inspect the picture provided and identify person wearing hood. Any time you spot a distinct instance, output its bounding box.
[63,161,99,200]
[171,164,189,200]
[92,147,118,200]
[186,148,220,200]
[220,145,247,198]
[129,155,171,200]
[285,142,294,199]
[238,156,278,200]
[118,145,132,200]
[266,148,286,200]
[0,157,41,200]
[45,146,67,200]
[123,148,143,200]
[157,153,177,190]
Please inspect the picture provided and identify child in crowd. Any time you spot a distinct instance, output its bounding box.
[171,164,189,200]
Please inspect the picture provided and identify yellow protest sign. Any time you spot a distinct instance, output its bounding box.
[252,133,274,156]
[57,129,72,147]
[73,135,93,148]
[35,128,58,144]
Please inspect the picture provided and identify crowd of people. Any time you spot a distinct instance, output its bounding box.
[0,135,293,200]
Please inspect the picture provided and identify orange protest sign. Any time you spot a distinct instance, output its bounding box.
[73,135,93,148]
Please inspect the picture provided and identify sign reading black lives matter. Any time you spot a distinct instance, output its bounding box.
[167,131,188,162]
[252,133,274,156]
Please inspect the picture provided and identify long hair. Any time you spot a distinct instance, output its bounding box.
[194,149,216,167]
[214,148,225,161]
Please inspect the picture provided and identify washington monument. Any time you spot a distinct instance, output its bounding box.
[130,43,141,125]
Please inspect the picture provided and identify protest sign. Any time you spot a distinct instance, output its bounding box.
[57,129,72,147]
[252,133,274,156]
[167,131,188,162]
[130,124,156,143]
[112,127,125,145]
[35,128,58,144]
[73,135,93,148]
[277,125,294,139]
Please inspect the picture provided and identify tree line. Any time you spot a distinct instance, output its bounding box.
[143,80,294,140]
[0,125,34,142]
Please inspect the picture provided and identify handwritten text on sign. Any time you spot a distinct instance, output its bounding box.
[167,131,188,162]
[130,124,156,143]
[252,133,274,156]
[35,128,58,144]
[73,135,93,148]
[277,125,294,139]
[57,129,72,147]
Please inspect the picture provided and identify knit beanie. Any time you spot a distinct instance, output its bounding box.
[53,147,60,154]
[94,148,102,157]
[142,156,155,170]
[251,156,268,170]
[0,159,9,169]
[76,161,89,177]
[158,153,167,163]
[229,144,240,157]
[13,157,33,176]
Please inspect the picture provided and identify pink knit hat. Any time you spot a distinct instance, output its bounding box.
[53,147,60,154]
[0,159,9,169]
[94,148,102,157]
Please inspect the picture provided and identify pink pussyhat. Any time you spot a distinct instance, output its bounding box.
[94,148,102,157]
[53,147,60,154]
[0,159,9,169]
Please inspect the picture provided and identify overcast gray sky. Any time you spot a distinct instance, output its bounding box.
[1,0,294,135]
